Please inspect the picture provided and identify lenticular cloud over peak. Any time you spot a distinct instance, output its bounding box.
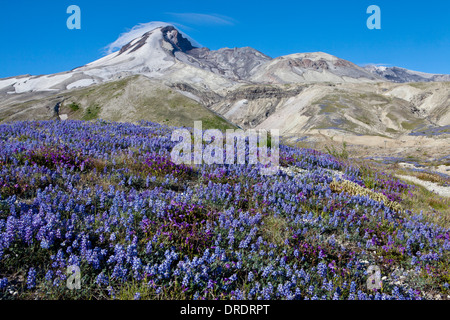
[104,21,201,55]
[104,21,172,54]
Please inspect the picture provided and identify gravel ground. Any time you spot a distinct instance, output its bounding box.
[396,174,450,198]
[280,165,450,198]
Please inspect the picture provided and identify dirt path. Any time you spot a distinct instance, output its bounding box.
[395,174,450,198]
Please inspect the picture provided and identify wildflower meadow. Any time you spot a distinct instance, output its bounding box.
[0,120,449,300]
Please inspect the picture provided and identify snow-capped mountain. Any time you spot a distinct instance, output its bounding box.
[0,24,448,139]
[0,24,449,100]
[0,26,237,97]
[364,65,450,83]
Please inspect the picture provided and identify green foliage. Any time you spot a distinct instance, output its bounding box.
[67,102,80,112]
[401,120,423,131]
[325,141,349,160]
[200,117,235,131]
[82,104,101,121]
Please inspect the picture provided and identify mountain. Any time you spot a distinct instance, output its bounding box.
[0,26,238,99]
[2,24,449,98]
[210,81,450,136]
[249,52,382,84]
[364,65,450,83]
[0,24,448,143]
[178,46,272,81]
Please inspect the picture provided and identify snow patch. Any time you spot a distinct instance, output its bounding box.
[66,79,97,90]
[13,74,73,93]
[0,78,18,90]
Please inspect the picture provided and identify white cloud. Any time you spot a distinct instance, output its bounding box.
[165,13,236,26]
[360,63,393,67]
[104,21,200,55]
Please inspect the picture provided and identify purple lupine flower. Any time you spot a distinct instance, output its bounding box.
[0,277,8,289]
[27,267,37,289]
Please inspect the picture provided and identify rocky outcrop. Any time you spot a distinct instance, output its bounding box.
[161,26,196,53]
[170,82,222,107]
[224,84,305,100]
[183,46,272,81]
[364,65,450,83]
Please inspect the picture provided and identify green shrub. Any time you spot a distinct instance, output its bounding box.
[68,102,80,112]
[82,104,101,121]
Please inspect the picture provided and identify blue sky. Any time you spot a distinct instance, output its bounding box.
[0,0,449,78]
